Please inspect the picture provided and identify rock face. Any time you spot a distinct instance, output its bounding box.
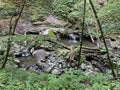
[45,15,67,26]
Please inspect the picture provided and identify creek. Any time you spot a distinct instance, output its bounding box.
[0,31,101,75]
[60,33,96,47]
[0,15,120,75]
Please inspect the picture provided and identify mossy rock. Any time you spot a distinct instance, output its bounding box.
[48,30,57,41]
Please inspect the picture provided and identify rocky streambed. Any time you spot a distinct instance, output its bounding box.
[1,32,118,76]
[0,15,120,76]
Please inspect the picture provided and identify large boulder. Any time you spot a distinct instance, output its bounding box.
[32,49,50,61]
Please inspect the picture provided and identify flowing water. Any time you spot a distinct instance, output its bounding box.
[60,33,96,47]
[68,33,78,43]
[19,56,37,68]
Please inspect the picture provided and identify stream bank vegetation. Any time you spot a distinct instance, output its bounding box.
[0,0,120,90]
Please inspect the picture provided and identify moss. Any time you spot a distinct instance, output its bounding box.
[48,30,57,41]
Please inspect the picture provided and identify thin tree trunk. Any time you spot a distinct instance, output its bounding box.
[89,0,116,79]
[12,0,26,34]
[1,16,14,69]
[1,0,26,69]
[77,0,86,68]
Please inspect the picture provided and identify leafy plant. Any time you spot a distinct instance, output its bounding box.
[0,68,120,90]
[98,1,120,34]
[0,2,17,19]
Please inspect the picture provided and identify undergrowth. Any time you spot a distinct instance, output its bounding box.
[0,68,120,90]
[98,0,120,34]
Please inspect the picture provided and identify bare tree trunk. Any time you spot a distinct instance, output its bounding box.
[77,0,86,68]
[89,0,116,79]
[1,16,13,69]
[1,0,26,69]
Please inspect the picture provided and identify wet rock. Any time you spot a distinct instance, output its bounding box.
[51,68,61,75]
[33,49,50,61]
[42,29,50,35]
[85,64,99,75]
[34,50,69,75]
[11,44,31,58]
[80,63,86,70]
[37,62,49,69]
[94,68,101,72]
[28,65,43,74]
[85,69,97,76]
[14,58,20,64]
[45,64,55,73]
[110,40,119,48]
[0,48,4,55]
[10,43,24,55]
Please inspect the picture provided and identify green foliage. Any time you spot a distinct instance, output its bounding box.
[12,35,34,46]
[56,48,69,58]
[0,68,120,90]
[48,30,57,41]
[33,35,51,46]
[31,7,49,22]
[114,61,120,76]
[99,47,112,53]
[27,0,54,22]
[0,68,48,90]
[99,1,120,23]
[53,0,78,21]
[54,0,96,21]
[67,11,80,21]
[102,21,120,34]
[0,3,16,19]
[53,0,120,35]
[54,4,72,18]
[98,1,120,34]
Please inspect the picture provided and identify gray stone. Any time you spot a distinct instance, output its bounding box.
[37,62,49,69]
[51,68,61,75]
[45,64,55,73]
[94,68,100,72]
[33,49,50,62]
[14,58,20,64]
[62,62,67,68]
[85,69,97,76]
[80,63,86,70]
